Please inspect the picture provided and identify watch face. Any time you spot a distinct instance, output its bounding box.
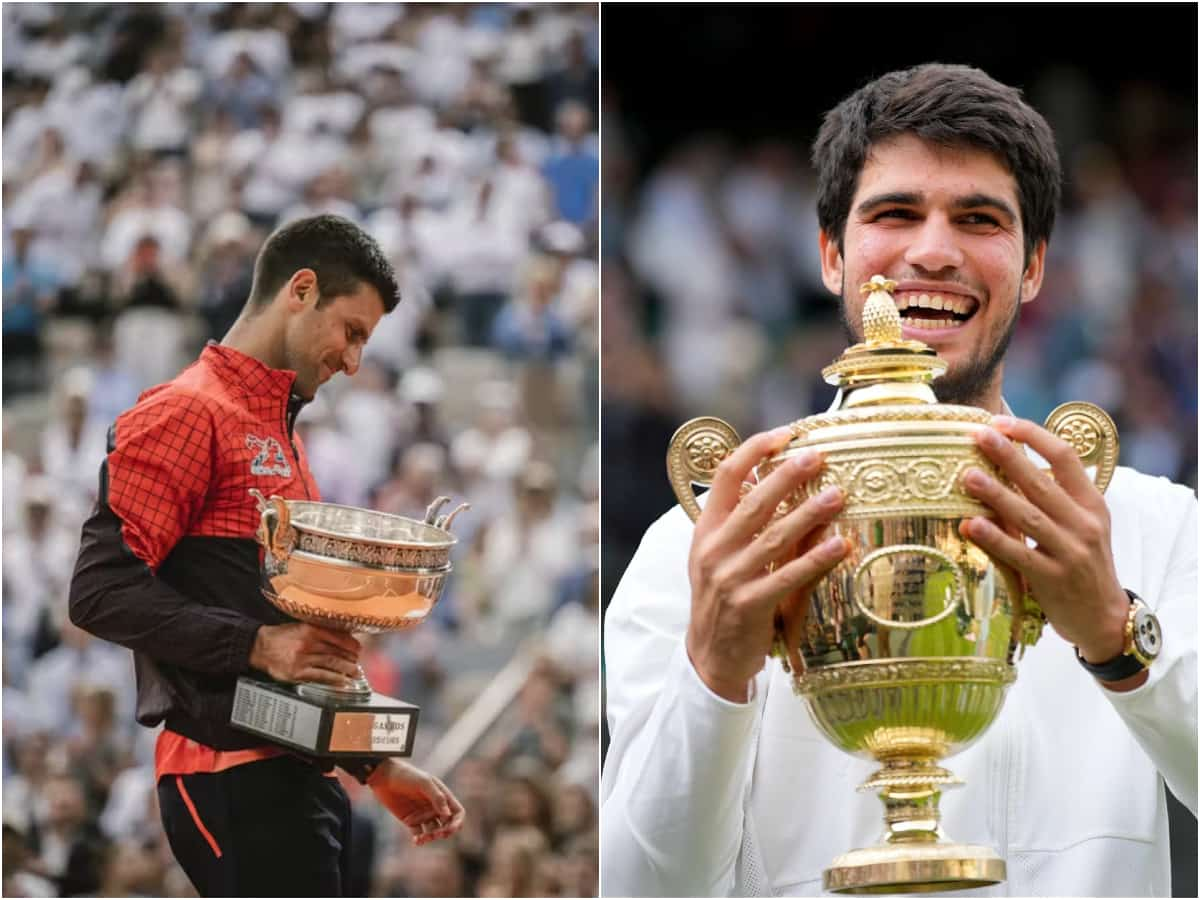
[1131,607,1162,661]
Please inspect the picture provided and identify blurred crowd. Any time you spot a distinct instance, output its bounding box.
[600,70,1198,602]
[3,2,598,897]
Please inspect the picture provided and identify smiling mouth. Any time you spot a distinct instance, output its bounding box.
[892,291,979,331]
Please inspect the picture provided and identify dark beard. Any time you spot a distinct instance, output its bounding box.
[838,280,1023,409]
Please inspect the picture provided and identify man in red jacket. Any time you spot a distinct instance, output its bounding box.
[70,214,463,896]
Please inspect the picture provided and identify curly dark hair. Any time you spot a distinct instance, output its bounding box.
[247,214,400,312]
[812,63,1062,265]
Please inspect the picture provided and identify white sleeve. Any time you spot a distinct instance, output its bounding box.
[601,505,761,897]
[1104,483,1198,815]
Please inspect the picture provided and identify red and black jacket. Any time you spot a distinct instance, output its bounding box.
[69,343,320,751]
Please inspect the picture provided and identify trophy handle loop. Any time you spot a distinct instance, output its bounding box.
[1043,401,1119,495]
[851,545,967,630]
[252,491,293,561]
[666,417,743,523]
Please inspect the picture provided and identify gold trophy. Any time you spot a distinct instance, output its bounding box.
[232,491,468,759]
[667,277,1118,893]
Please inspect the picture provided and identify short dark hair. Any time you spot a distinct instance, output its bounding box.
[247,214,400,312]
[812,63,1061,265]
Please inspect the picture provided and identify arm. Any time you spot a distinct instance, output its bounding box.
[602,430,848,896]
[1100,485,1197,813]
[600,517,760,897]
[68,393,261,673]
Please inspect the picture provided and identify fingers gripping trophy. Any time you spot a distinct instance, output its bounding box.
[667,277,1119,894]
[232,490,468,760]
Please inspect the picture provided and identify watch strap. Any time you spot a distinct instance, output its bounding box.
[1075,590,1150,682]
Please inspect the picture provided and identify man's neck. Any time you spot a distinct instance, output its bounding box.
[221,312,284,371]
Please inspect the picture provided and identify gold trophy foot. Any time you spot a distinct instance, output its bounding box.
[824,843,1005,894]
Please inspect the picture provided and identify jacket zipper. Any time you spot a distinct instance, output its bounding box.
[284,394,312,500]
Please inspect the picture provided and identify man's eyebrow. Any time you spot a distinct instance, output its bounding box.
[955,192,1018,222]
[856,190,1018,222]
[856,191,922,215]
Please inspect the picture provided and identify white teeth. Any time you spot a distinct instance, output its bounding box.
[901,316,958,330]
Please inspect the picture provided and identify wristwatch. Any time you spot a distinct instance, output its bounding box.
[1075,589,1162,681]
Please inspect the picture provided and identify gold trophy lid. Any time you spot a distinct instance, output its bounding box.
[821,276,948,409]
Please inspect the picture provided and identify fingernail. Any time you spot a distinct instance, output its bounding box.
[791,450,819,468]
[979,428,1004,450]
[991,415,1016,430]
[816,486,842,507]
[963,468,990,490]
[821,536,846,555]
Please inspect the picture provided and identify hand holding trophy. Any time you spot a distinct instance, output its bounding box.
[667,277,1118,894]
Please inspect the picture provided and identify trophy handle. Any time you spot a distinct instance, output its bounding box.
[667,417,743,523]
[850,545,967,630]
[1043,401,1119,494]
[250,489,293,560]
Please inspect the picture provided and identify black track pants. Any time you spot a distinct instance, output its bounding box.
[157,755,353,897]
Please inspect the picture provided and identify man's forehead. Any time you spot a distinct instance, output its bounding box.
[860,135,1018,192]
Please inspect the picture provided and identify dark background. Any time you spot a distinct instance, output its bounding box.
[600,4,1197,895]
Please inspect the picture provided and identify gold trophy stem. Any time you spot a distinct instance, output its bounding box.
[824,759,1004,894]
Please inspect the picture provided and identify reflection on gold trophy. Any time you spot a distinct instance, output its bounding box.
[667,277,1119,894]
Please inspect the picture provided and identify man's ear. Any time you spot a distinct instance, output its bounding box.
[285,269,319,309]
[1020,240,1046,306]
[818,229,844,298]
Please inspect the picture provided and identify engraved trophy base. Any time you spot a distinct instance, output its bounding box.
[824,843,1005,894]
[231,676,419,758]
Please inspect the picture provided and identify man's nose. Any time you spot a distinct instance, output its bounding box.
[342,343,362,376]
[904,214,964,272]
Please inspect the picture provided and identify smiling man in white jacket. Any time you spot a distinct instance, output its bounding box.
[601,63,1197,898]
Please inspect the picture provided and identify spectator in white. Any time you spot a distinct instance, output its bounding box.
[193,210,258,342]
[124,43,203,157]
[374,442,451,521]
[396,366,453,452]
[293,394,371,509]
[541,101,598,227]
[84,327,141,431]
[100,168,193,272]
[491,255,573,362]
[3,732,53,838]
[3,481,83,678]
[239,110,349,225]
[496,7,549,129]
[334,359,402,492]
[627,137,743,413]
[29,773,108,897]
[10,157,105,290]
[277,165,362,227]
[2,78,53,181]
[2,432,29,535]
[2,822,58,899]
[41,369,109,519]
[472,461,579,642]
[444,179,525,346]
[490,133,556,242]
[42,67,128,184]
[110,234,189,393]
[204,50,278,130]
[450,379,533,523]
[26,617,134,741]
[409,5,474,108]
[13,14,87,81]
[204,19,291,86]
